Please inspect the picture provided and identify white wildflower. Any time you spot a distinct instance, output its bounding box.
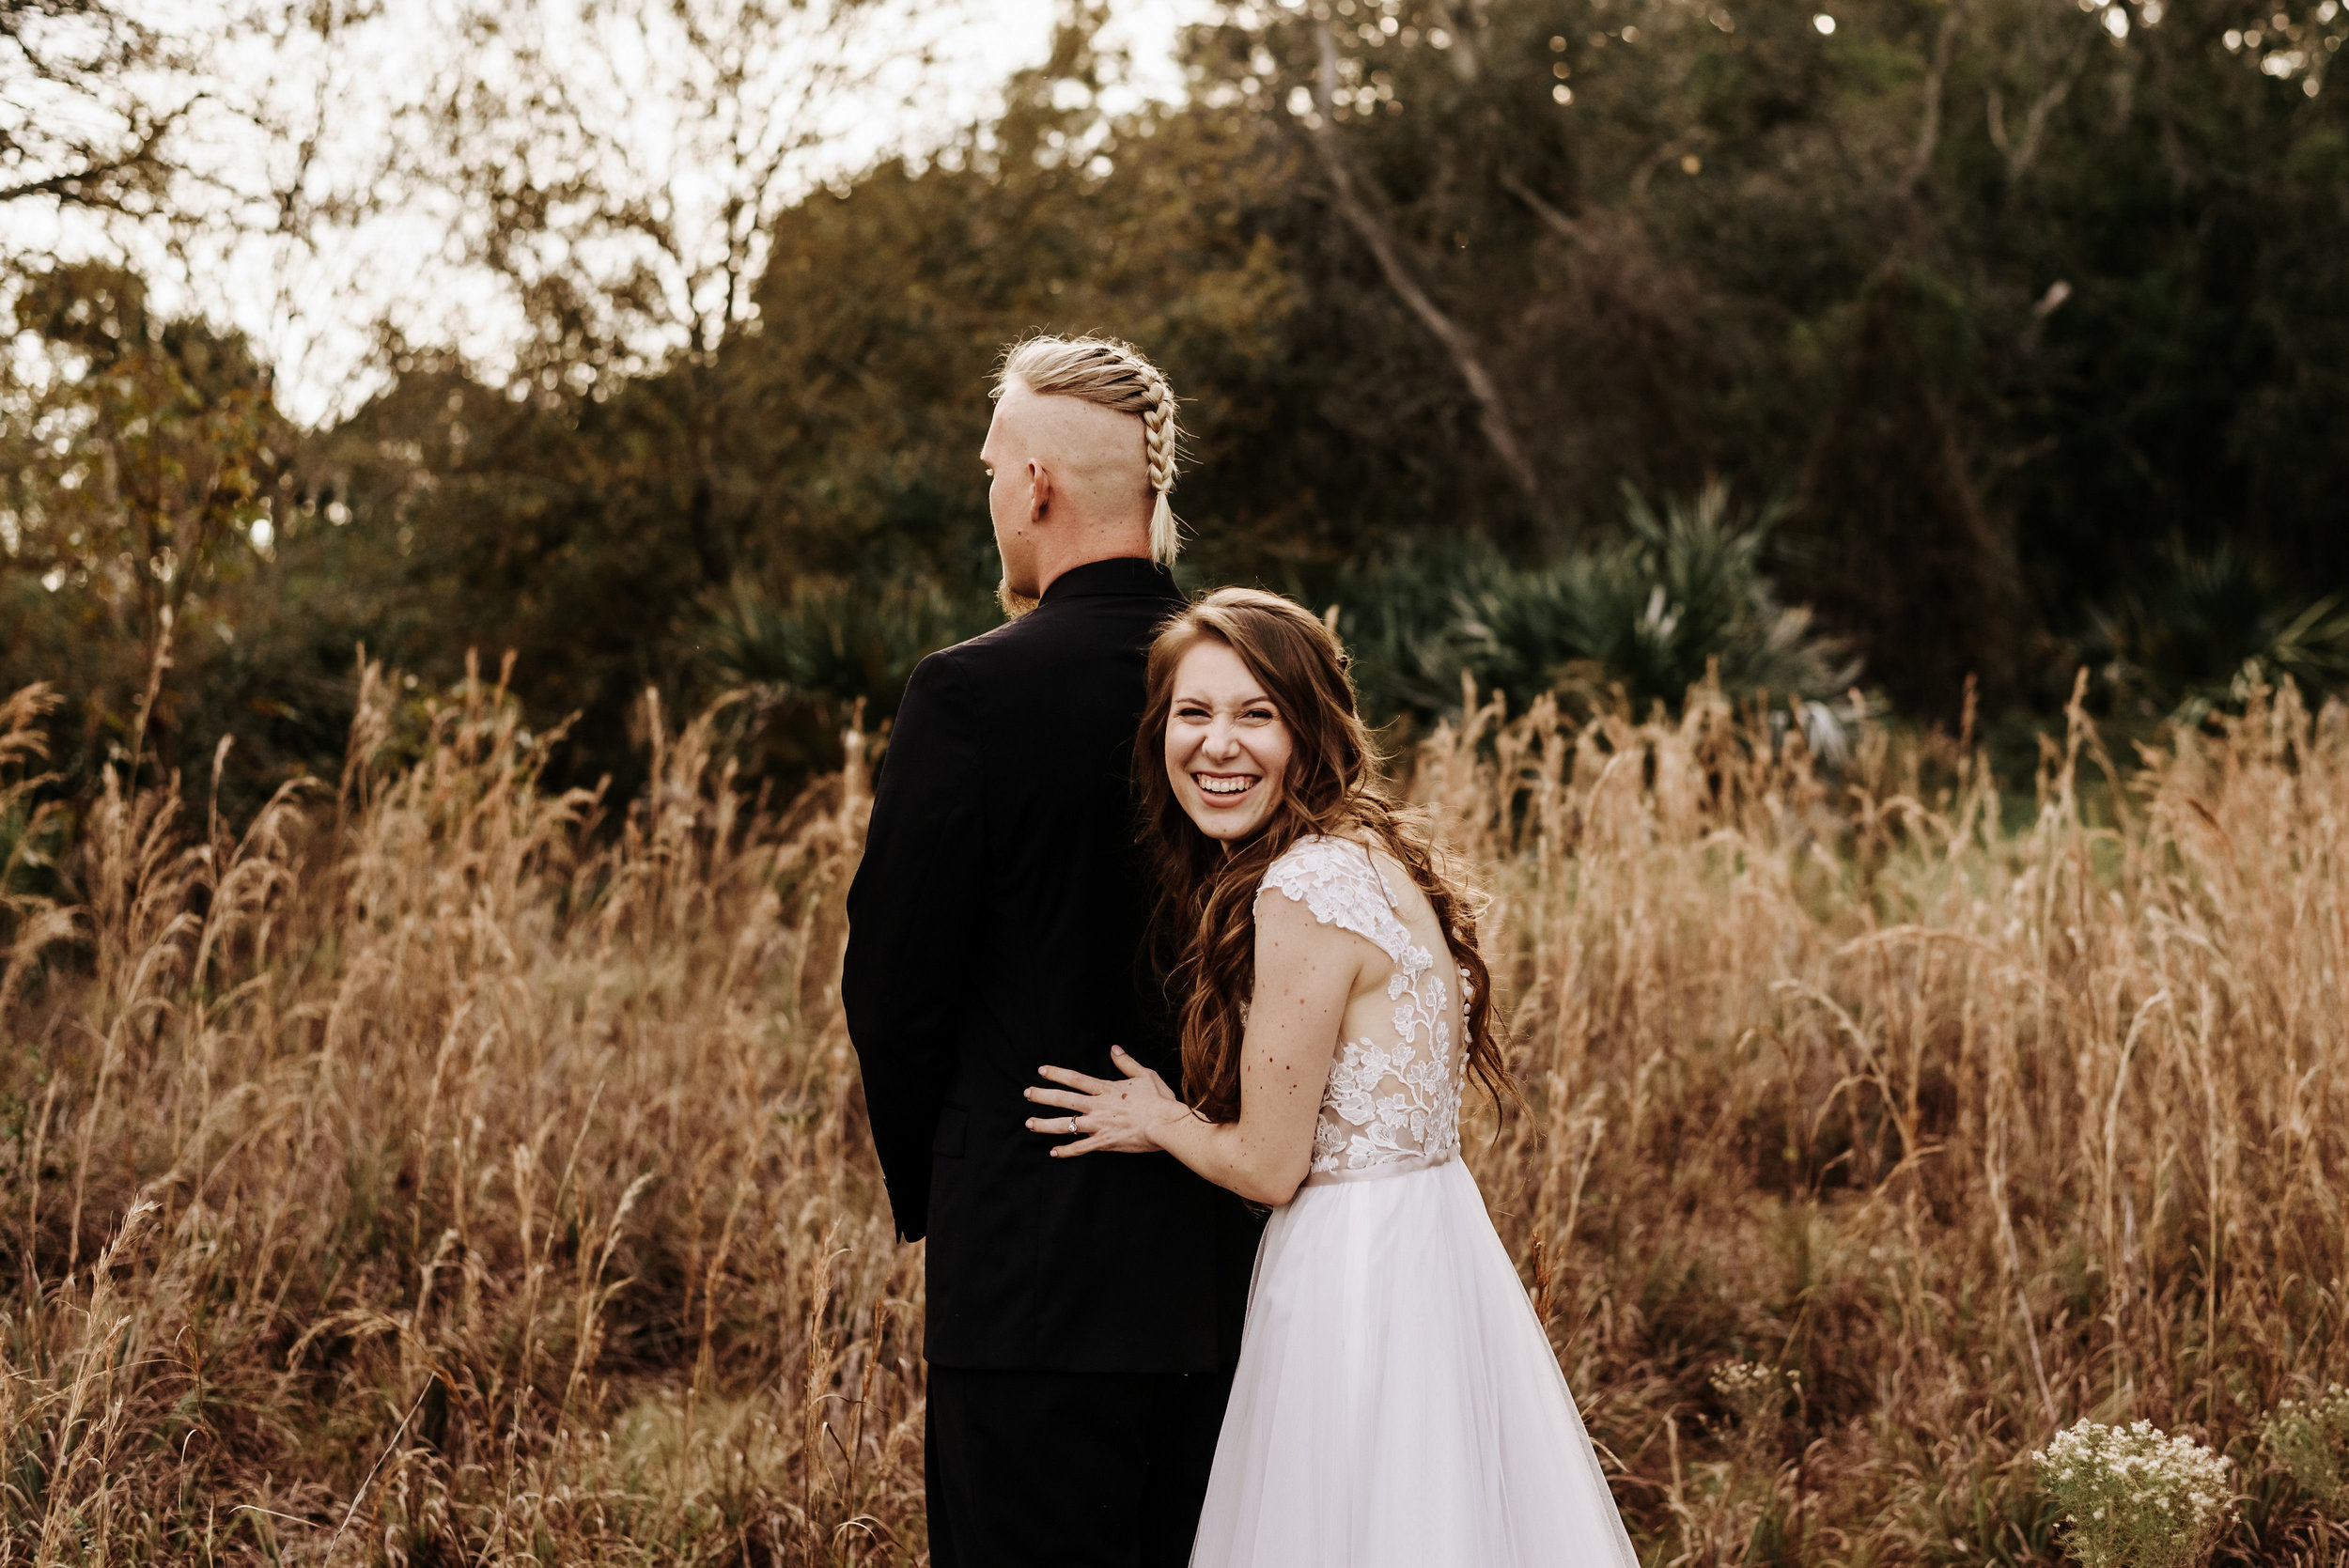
[2031,1418,2233,1568]
[1708,1358,1797,1436]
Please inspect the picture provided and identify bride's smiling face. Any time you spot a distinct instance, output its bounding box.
[1164,638,1293,843]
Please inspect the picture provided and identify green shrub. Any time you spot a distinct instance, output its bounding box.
[2262,1385,2349,1507]
[1328,484,1857,727]
[2077,538,2349,721]
[701,575,996,730]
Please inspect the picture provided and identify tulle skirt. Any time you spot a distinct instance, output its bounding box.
[1190,1157,1642,1568]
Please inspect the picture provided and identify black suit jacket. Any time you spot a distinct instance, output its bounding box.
[843,557,1260,1374]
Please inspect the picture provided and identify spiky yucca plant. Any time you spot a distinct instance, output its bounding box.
[1328,484,1857,727]
[2078,537,2349,720]
[1457,483,1857,717]
[702,576,996,729]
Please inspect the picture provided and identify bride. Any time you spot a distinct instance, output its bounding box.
[1025,587,1641,1567]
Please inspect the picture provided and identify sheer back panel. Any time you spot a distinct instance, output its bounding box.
[1255,836,1467,1185]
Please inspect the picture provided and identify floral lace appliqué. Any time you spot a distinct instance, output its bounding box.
[1256,836,1463,1178]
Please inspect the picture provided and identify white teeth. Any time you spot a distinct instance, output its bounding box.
[1197,774,1254,796]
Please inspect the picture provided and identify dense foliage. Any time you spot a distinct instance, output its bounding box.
[5,0,2346,806]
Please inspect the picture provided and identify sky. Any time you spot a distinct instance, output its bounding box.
[8,0,1212,425]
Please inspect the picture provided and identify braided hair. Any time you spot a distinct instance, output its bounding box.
[996,334,1185,565]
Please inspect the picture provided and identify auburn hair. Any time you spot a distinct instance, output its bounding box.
[1134,587,1517,1125]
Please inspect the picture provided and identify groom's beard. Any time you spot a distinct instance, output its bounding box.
[996,575,1040,619]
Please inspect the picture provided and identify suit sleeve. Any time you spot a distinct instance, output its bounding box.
[843,649,983,1242]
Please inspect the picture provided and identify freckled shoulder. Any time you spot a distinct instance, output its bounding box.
[1255,835,1412,965]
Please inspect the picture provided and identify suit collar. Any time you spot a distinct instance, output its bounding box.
[1039,556,1180,604]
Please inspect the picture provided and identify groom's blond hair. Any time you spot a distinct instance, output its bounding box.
[996,334,1185,566]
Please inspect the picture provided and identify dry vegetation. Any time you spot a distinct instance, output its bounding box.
[3,660,2347,1565]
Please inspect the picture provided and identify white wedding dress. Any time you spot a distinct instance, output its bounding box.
[1189,835,1642,1568]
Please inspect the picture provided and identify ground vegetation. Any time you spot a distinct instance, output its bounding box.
[4,672,2348,1563]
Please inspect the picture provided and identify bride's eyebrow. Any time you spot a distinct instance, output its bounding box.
[1171,692,1275,706]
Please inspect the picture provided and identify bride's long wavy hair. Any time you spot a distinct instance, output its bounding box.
[1134,587,1517,1125]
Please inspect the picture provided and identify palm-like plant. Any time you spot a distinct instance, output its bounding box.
[701,576,996,730]
[1330,484,1858,726]
[2077,538,2349,720]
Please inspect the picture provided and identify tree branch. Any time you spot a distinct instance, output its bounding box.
[1432,0,1485,83]
[1898,0,1965,197]
[2009,53,2084,179]
[1990,23,2093,180]
[0,93,191,211]
[1498,168,1592,253]
[1308,22,1538,503]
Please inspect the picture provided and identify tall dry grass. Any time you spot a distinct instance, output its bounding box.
[2,660,2345,1565]
[2,660,914,1563]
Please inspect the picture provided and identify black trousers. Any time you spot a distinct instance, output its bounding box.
[926,1363,1234,1568]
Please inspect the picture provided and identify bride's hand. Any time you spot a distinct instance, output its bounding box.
[1025,1047,1186,1157]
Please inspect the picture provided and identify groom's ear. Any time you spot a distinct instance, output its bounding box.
[1027,460,1054,526]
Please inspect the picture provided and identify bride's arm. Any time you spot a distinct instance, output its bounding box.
[1026,893,1365,1206]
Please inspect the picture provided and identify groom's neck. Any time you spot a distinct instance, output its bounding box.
[1031,528,1154,598]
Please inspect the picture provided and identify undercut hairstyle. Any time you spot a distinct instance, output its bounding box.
[1133,587,1519,1125]
[996,334,1185,566]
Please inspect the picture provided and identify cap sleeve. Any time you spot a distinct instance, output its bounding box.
[1255,835,1411,964]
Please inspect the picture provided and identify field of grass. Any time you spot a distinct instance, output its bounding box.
[4,660,2347,1565]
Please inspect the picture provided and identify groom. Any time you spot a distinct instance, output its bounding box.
[844,336,1258,1568]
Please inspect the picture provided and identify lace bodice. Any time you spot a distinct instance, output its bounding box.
[1256,835,1465,1184]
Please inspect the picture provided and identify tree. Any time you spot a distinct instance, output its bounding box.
[0,263,292,779]
[395,0,987,597]
[1793,265,2034,714]
[0,0,191,215]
